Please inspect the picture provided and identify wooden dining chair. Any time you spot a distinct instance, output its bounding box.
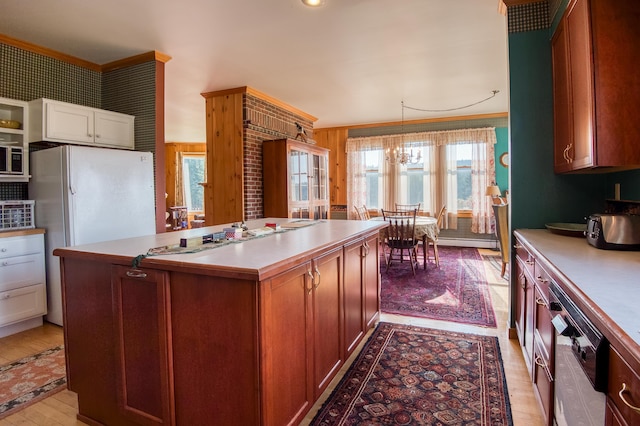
[381,209,419,276]
[492,203,509,277]
[353,205,371,220]
[425,205,446,267]
[395,203,421,214]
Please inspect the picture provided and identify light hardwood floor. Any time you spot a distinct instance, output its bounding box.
[0,249,543,425]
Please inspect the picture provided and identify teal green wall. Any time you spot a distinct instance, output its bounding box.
[605,170,640,201]
[495,127,508,193]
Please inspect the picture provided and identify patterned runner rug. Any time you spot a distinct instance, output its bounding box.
[381,246,497,327]
[0,346,67,419]
[310,322,513,425]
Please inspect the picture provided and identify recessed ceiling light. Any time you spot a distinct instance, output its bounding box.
[301,0,325,7]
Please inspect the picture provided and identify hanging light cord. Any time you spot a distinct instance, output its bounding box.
[403,90,500,113]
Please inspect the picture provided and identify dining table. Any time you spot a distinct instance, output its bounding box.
[370,215,439,269]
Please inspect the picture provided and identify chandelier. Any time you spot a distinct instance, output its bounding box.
[386,101,421,165]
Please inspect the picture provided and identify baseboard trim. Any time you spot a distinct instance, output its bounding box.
[438,238,499,249]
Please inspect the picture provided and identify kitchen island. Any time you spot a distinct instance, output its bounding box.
[54,218,386,426]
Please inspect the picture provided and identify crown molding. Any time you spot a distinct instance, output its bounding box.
[201,86,317,122]
[0,33,171,73]
[0,33,101,71]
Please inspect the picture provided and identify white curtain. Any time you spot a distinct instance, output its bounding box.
[347,127,496,232]
[470,140,496,233]
[346,150,367,219]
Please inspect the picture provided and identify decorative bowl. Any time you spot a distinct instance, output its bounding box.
[545,222,587,237]
[0,119,21,129]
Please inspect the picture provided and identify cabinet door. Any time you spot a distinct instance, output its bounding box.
[312,247,344,397]
[112,266,174,426]
[289,149,309,202]
[533,337,554,426]
[552,17,574,173]
[363,234,380,329]
[566,0,595,170]
[262,262,314,426]
[95,110,134,149]
[514,257,527,348]
[45,101,94,144]
[343,239,365,356]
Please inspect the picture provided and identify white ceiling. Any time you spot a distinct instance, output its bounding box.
[1,0,509,142]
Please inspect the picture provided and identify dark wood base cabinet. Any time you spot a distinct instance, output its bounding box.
[58,225,382,426]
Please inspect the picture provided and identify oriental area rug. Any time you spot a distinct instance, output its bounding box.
[380,246,497,327]
[0,346,67,419]
[310,322,513,426]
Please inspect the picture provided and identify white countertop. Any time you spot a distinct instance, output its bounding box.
[54,218,386,280]
[515,229,640,347]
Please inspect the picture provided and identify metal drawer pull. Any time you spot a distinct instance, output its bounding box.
[514,244,522,249]
[535,297,548,308]
[534,355,554,382]
[537,275,549,284]
[126,269,147,278]
[313,266,321,289]
[307,270,314,294]
[619,383,640,413]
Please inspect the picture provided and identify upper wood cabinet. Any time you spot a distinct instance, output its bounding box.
[551,0,640,173]
[263,138,329,220]
[28,98,135,150]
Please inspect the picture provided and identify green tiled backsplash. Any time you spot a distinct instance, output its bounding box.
[0,41,158,201]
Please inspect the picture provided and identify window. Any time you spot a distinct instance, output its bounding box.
[454,144,472,211]
[182,153,205,213]
[364,150,382,209]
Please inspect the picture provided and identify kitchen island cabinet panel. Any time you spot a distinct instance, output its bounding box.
[343,239,366,356]
[261,262,314,426]
[62,259,136,426]
[363,234,380,329]
[311,247,344,396]
[170,272,259,425]
[112,266,173,426]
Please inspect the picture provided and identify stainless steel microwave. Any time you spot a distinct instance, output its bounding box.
[0,146,24,174]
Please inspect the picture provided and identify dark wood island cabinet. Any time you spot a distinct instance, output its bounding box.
[55,218,386,426]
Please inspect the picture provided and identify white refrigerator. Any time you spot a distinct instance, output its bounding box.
[29,145,156,326]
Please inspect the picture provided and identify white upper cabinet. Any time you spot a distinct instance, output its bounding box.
[29,98,135,150]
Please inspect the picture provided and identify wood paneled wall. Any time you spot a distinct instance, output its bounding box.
[313,128,349,205]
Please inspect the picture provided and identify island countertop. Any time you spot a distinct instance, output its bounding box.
[53,218,387,280]
[514,228,640,353]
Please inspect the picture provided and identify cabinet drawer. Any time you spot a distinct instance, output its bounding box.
[515,239,535,278]
[0,283,46,326]
[609,346,640,424]
[0,252,45,292]
[534,262,553,305]
[0,233,44,259]
[534,285,554,363]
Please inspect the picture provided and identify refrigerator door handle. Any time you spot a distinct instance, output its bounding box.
[69,185,77,195]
